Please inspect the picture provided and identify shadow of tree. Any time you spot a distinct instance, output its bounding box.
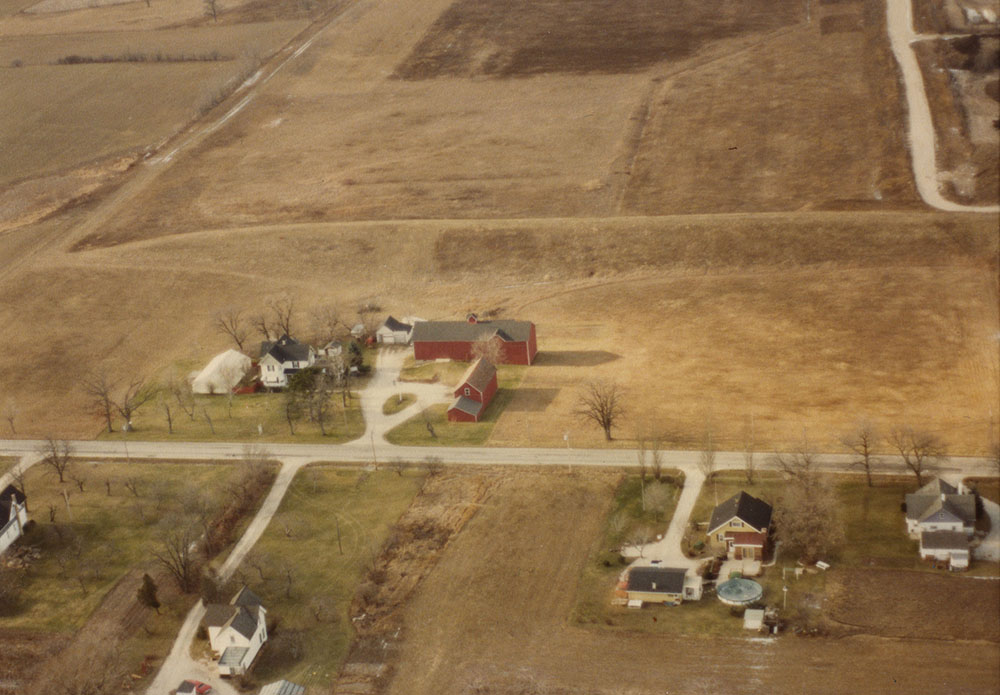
[533,351,620,367]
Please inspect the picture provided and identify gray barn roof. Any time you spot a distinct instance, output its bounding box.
[626,567,686,594]
[411,319,533,344]
[259,681,306,695]
[708,491,772,534]
[458,358,496,393]
[449,396,484,417]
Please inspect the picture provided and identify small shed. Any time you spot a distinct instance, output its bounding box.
[259,681,305,695]
[743,608,765,630]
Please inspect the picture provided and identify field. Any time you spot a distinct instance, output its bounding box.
[220,465,424,690]
[381,469,1000,694]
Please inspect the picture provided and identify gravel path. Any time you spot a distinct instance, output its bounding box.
[885,0,999,213]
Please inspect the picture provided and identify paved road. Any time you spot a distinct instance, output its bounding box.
[885,0,1000,213]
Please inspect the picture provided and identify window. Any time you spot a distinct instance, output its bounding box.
[464,387,471,396]
[717,534,724,542]
[732,521,743,528]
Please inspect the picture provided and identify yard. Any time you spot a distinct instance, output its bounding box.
[6,460,260,630]
[96,390,365,443]
[385,365,526,446]
[216,465,425,691]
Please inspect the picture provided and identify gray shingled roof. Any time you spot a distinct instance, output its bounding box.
[626,567,686,594]
[449,396,484,417]
[905,485,976,526]
[219,646,249,667]
[708,491,772,534]
[203,604,237,627]
[229,606,259,640]
[260,334,312,362]
[0,484,25,520]
[411,319,533,344]
[920,530,968,550]
[457,358,496,394]
[259,681,306,695]
[232,586,263,608]
[382,316,412,333]
[914,478,958,497]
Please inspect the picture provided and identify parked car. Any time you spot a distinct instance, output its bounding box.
[176,681,213,695]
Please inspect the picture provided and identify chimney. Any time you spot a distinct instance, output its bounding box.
[651,582,657,590]
[466,313,478,323]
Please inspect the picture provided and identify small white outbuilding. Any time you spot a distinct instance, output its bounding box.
[192,349,252,395]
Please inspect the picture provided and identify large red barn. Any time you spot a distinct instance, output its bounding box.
[411,314,537,365]
[447,358,498,422]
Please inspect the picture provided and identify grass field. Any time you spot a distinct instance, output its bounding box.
[385,366,526,446]
[7,461,239,631]
[966,476,1000,504]
[96,390,364,443]
[226,466,424,690]
[382,393,416,415]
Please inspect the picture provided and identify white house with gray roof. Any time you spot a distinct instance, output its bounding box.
[259,335,315,389]
[0,484,27,556]
[905,478,976,538]
[203,586,268,676]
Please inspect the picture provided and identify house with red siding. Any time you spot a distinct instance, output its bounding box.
[447,358,498,422]
[411,314,537,365]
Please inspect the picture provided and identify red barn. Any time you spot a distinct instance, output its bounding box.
[411,314,537,365]
[447,358,498,423]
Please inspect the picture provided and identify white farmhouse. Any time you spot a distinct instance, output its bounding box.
[0,484,27,555]
[905,478,976,538]
[919,530,970,570]
[203,586,268,677]
[258,335,315,389]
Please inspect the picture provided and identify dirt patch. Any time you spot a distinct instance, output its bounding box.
[826,568,1000,641]
[394,0,802,78]
[819,13,864,33]
[0,630,67,695]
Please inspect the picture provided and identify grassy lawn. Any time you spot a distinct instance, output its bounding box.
[385,366,526,446]
[382,393,416,416]
[833,476,918,568]
[0,456,17,477]
[8,461,242,632]
[222,466,425,691]
[398,356,469,384]
[97,391,364,443]
[966,476,1000,505]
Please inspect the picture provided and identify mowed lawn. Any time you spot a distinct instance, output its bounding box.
[386,365,526,446]
[229,466,424,690]
[8,461,240,631]
[97,391,365,443]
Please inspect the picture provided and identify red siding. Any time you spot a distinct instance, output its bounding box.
[447,408,479,423]
[414,333,536,365]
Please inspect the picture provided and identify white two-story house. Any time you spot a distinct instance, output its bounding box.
[0,484,28,555]
[203,586,268,677]
[258,335,315,390]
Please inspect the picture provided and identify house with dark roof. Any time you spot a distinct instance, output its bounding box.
[203,586,268,677]
[259,335,316,389]
[447,358,498,423]
[376,316,415,345]
[623,565,703,605]
[0,484,27,556]
[706,491,772,560]
[905,478,976,538]
[411,314,537,365]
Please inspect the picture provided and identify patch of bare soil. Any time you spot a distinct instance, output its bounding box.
[0,630,67,695]
[826,568,1000,641]
[393,0,802,78]
[334,468,502,694]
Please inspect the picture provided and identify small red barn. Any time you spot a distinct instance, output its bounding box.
[447,358,498,423]
[411,314,537,365]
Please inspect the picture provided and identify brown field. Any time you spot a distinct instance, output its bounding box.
[382,470,999,694]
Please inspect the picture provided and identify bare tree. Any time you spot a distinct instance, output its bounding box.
[645,482,672,522]
[123,477,141,497]
[152,521,200,593]
[203,0,219,21]
[991,439,1000,476]
[268,296,296,336]
[38,437,73,483]
[627,526,652,558]
[391,458,409,477]
[284,393,301,435]
[82,372,116,433]
[202,407,215,435]
[244,549,272,582]
[742,414,756,484]
[355,304,381,341]
[890,425,946,487]
[650,437,664,480]
[774,479,843,564]
[3,398,16,435]
[113,379,157,431]
[635,437,647,483]
[69,470,87,493]
[308,595,337,623]
[471,338,503,366]
[214,307,250,352]
[11,462,28,509]
[575,380,624,441]
[841,419,880,487]
[167,371,196,421]
[699,426,717,505]
[159,391,174,435]
[250,310,274,341]
[769,444,822,492]
[311,305,349,346]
